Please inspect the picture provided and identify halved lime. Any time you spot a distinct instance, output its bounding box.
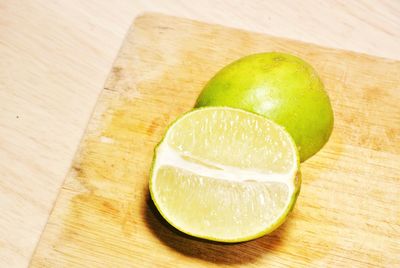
[195,52,334,162]
[150,107,300,242]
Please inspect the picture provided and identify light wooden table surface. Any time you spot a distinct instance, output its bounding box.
[1,1,399,267]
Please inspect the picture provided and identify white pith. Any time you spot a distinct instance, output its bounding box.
[153,143,296,194]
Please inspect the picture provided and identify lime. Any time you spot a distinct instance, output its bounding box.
[150,107,300,242]
[196,52,334,161]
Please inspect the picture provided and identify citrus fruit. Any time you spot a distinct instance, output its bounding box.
[195,52,334,162]
[150,107,301,242]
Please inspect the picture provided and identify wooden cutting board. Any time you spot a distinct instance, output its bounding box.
[31,13,400,267]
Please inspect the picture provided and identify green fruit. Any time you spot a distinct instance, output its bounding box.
[150,107,300,242]
[196,52,334,161]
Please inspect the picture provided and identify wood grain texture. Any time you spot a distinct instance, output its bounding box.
[30,13,400,267]
[1,1,400,267]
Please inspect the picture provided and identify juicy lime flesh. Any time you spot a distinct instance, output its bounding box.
[150,107,299,242]
[195,52,334,162]
[155,167,289,240]
[168,107,295,174]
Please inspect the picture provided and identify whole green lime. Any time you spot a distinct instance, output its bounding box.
[195,52,334,162]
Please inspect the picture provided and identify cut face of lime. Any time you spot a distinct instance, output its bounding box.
[150,107,300,242]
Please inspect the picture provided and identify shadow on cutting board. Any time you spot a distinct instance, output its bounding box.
[143,192,294,265]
